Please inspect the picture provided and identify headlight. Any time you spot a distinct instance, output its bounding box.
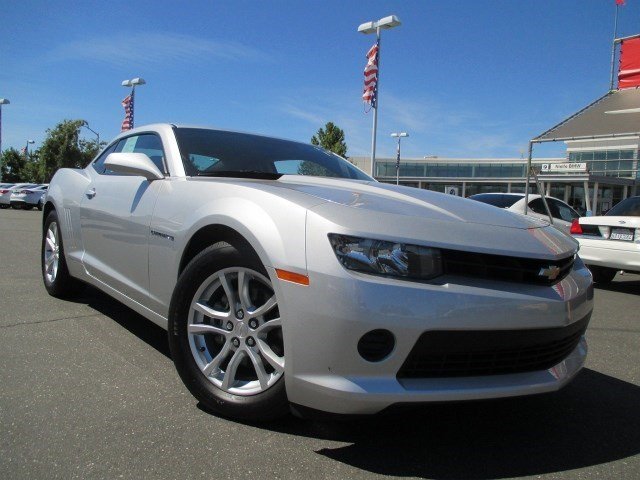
[328,234,443,280]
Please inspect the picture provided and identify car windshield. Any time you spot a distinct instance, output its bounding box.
[174,127,371,181]
[605,196,640,216]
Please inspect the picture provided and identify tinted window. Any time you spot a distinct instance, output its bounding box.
[470,194,522,208]
[528,198,551,215]
[549,199,579,221]
[174,128,371,181]
[606,196,640,216]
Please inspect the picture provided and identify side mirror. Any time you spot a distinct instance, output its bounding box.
[104,152,164,181]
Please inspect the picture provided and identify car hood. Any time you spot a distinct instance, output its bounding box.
[277,176,540,230]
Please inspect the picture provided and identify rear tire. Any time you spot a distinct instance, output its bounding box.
[42,210,84,297]
[589,265,617,284]
[168,242,288,422]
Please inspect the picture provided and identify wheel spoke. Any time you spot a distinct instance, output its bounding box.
[255,317,281,334]
[237,270,252,311]
[248,295,277,318]
[45,254,55,268]
[218,272,236,311]
[188,322,230,336]
[202,341,231,376]
[45,237,55,252]
[47,228,55,243]
[193,302,230,321]
[256,338,284,372]
[246,347,270,390]
[221,349,245,390]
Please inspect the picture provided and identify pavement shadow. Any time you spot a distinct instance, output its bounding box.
[264,369,640,479]
[70,285,171,359]
[594,274,640,295]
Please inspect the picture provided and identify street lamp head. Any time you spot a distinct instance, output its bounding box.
[391,132,409,138]
[131,77,146,86]
[0,98,10,105]
[357,21,377,34]
[377,15,401,29]
[122,80,132,87]
[358,15,400,34]
[27,140,35,144]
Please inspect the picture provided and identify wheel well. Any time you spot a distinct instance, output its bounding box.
[178,224,258,277]
[43,202,55,231]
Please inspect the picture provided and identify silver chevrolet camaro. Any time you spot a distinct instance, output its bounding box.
[42,124,594,421]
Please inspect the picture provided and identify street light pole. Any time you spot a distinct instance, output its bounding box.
[82,121,100,148]
[121,77,146,129]
[0,98,10,153]
[358,15,401,178]
[391,132,408,185]
[25,139,35,156]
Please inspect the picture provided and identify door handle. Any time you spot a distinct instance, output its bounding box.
[85,188,96,199]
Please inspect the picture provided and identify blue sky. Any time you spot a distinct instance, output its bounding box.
[1,0,639,159]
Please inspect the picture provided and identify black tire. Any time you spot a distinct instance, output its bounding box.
[168,242,289,422]
[589,265,617,284]
[23,204,32,210]
[42,210,84,297]
[11,204,21,209]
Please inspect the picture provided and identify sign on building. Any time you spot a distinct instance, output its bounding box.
[445,185,459,196]
[540,163,587,173]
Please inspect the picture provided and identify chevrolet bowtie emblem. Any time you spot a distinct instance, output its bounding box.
[539,265,561,281]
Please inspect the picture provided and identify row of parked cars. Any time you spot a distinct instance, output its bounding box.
[0,183,48,210]
[470,192,640,284]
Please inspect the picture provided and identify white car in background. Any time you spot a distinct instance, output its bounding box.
[571,196,640,283]
[10,184,48,210]
[469,193,580,235]
[0,183,38,209]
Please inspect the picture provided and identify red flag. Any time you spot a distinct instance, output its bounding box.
[121,94,133,131]
[616,0,625,6]
[618,37,640,89]
[362,41,379,107]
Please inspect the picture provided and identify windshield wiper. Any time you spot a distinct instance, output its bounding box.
[195,170,283,180]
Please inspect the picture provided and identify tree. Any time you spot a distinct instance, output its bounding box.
[0,148,27,182]
[310,122,347,157]
[299,122,348,176]
[38,119,98,182]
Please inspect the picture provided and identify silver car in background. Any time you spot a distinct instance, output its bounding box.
[42,124,593,421]
[0,183,38,209]
[10,184,48,210]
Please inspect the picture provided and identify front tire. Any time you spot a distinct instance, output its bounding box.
[589,265,617,284]
[168,242,288,421]
[42,210,83,297]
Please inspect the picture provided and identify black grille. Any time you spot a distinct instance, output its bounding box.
[397,314,590,379]
[441,249,575,285]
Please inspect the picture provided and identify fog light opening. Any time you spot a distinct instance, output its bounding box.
[358,329,395,362]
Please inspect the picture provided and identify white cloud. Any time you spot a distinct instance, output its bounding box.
[47,33,269,68]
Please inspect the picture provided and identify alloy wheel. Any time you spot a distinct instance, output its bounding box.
[187,267,284,396]
[44,222,60,284]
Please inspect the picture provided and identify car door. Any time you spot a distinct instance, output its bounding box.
[80,133,167,305]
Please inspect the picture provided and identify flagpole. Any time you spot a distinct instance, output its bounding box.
[131,85,136,129]
[370,27,380,178]
[609,4,620,90]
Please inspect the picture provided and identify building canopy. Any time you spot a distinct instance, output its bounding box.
[533,87,640,142]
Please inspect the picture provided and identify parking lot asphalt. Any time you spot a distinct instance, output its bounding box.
[1,208,639,480]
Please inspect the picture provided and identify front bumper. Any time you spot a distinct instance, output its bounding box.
[271,242,593,415]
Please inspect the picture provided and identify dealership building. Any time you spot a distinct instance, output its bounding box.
[350,88,640,216]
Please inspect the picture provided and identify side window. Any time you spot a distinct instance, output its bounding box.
[551,199,579,221]
[131,134,166,174]
[92,143,118,174]
[95,134,166,176]
[528,198,546,215]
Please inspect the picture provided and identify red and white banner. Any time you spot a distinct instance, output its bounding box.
[618,37,640,89]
